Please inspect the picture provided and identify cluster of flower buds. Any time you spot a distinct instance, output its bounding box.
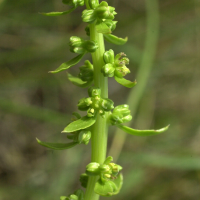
[78,60,94,82]
[78,87,114,118]
[82,1,117,23]
[102,49,130,78]
[60,189,84,200]
[108,104,132,125]
[85,156,122,181]
[69,36,98,54]
[85,19,117,36]
[62,0,84,7]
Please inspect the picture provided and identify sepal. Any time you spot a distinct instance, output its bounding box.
[82,9,96,23]
[101,63,115,77]
[103,49,115,64]
[117,124,170,136]
[77,130,91,144]
[96,21,111,34]
[104,34,128,45]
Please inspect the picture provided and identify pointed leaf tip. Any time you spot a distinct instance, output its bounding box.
[36,138,78,150]
[117,124,169,136]
[49,53,85,74]
[39,7,76,16]
[114,76,137,88]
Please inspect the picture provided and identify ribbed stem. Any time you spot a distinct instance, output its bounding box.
[84,21,108,200]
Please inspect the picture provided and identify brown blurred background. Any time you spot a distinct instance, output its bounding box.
[0,0,200,200]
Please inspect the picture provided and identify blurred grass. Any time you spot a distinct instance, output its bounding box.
[0,0,200,200]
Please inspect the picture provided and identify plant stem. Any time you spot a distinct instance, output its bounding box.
[84,22,108,200]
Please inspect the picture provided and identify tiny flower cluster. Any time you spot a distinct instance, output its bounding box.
[78,87,114,118]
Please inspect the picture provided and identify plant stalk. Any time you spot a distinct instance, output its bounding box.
[84,19,108,200]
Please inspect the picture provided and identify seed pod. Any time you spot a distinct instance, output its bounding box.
[101,63,115,77]
[103,49,115,64]
[114,66,130,78]
[101,98,114,111]
[80,173,88,188]
[79,60,94,82]
[82,9,96,23]
[83,40,98,53]
[77,98,90,111]
[77,130,91,145]
[86,162,100,176]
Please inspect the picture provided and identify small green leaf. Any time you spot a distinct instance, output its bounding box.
[111,174,123,195]
[96,22,111,34]
[49,53,85,74]
[62,116,96,133]
[67,73,93,88]
[36,138,78,150]
[114,76,137,88]
[94,179,118,197]
[104,34,128,45]
[40,7,76,16]
[117,125,170,136]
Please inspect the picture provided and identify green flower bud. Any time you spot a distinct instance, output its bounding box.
[80,173,88,188]
[104,20,117,32]
[114,66,130,78]
[60,196,67,200]
[79,60,94,82]
[94,1,117,20]
[109,104,132,125]
[101,63,115,77]
[83,40,98,53]
[103,49,115,64]
[82,9,96,23]
[77,130,91,145]
[88,87,101,97]
[69,36,85,54]
[85,25,90,36]
[77,97,91,111]
[114,104,130,115]
[62,0,84,7]
[104,156,113,164]
[89,0,99,9]
[74,189,84,200]
[69,194,78,200]
[114,52,129,67]
[86,162,100,176]
[101,98,114,111]
[99,164,112,173]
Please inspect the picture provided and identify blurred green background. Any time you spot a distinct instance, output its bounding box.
[0,0,200,200]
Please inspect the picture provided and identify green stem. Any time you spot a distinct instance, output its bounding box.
[84,22,108,200]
